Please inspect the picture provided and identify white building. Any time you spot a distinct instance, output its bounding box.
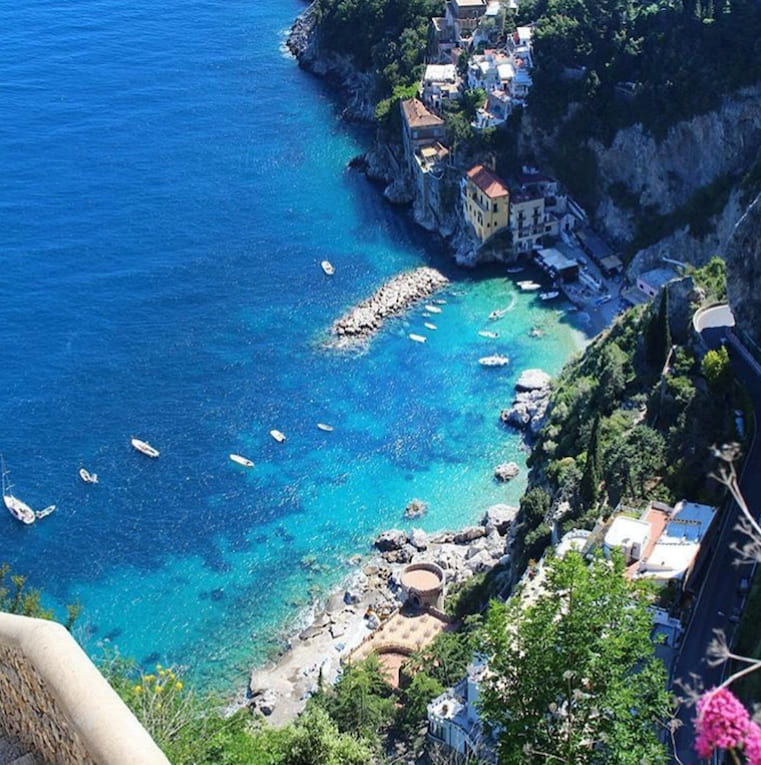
[604,515,652,564]
[421,64,460,110]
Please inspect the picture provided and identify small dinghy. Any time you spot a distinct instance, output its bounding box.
[270,429,286,443]
[229,454,254,468]
[317,423,334,432]
[539,290,560,301]
[409,333,427,343]
[79,468,99,484]
[424,304,442,314]
[424,322,437,331]
[478,330,499,339]
[321,260,335,276]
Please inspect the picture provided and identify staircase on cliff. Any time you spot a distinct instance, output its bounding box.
[0,734,38,765]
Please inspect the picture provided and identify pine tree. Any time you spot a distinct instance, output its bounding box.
[579,415,602,506]
[645,288,671,371]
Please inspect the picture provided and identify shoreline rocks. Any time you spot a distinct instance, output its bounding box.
[501,368,552,436]
[494,461,520,482]
[328,267,449,348]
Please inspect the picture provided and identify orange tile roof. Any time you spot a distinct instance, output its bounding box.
[466,164,509,199]
[401,98,445,129]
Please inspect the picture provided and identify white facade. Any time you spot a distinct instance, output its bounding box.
[604,516,652,563]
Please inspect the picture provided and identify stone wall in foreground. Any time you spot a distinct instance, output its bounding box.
[0,612,169,765]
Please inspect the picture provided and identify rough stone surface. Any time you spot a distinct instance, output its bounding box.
[726,191,761,351]
[374,529,407,552]
[481,504,519,535]
[408,528,429,551]
[453,526,487,544]
[404,499,428,520]
[515,369,551,391]
[494,462,520,482]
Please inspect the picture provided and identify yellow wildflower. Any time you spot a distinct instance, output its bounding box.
[158,669,166,677]
[144,674,156,683]
[133,685,143,694]
[155,684,163,693]
[174,681,183,691]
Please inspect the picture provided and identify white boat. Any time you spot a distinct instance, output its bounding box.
[270,429,286,443]
[434,299,447,305]
[540,290,560,301]
[229,454,254,468]
[79,468,99,484]
[478,330,499,339]
[517,280,541,291]
[35,505,56,520]
[316,423,334,432]
[2,458,48,525]
[409,333,427,343]
[424,304,442,314]
[321,260,335,276]
[479,354,510,367]
[424,322,437,331]
[506,265,524,274]
[489,308,508,321]
[131,438,159,458]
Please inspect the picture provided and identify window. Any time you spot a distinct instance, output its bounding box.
[493,202,498,212]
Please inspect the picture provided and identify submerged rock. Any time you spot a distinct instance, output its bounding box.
[404,498,428,519]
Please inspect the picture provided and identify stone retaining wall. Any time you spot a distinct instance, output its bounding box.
[0,612,169,765]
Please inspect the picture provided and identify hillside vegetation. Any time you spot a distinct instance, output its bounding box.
[512,260,745,571]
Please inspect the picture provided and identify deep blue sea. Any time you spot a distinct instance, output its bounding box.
[0,0,587,691]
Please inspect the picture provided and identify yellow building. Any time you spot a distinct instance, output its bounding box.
[462,164,509,242]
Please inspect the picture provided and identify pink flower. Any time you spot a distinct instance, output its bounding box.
[694,687,750,758]
[744,721,761,765]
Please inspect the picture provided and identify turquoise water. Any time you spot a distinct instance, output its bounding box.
[0,0,585,691]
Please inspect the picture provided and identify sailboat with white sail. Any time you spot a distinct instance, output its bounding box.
[1,457,55,524]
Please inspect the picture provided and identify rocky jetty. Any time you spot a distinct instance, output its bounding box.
[500,368,552,436]
[328,267,449,348]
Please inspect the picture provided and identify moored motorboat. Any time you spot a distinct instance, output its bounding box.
[506,265,524,274]
[479,354,510,367]
[321,260,335,276]
[35,505,56,520]
[424,322,437,331]
[317,423,334,432]
[478,330,499,339]
[131,438,160,458]
[539,290,560,301]
[409,333,427,343]
[489,308,508,321]
[270,429,286,443]
[424,304,442,314]
[517,280,541,291]
[229,453,254,468]
[79,468,99,484]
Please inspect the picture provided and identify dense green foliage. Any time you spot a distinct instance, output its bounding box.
[311,0,444,93]
[480,551,672,764]
[309,655,395,741]
[516,282,741,567]
[0,562,80,628]
[690,256,727,304]
[520,0,761,140]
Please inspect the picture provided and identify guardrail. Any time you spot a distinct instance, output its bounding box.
[0,612,169,765]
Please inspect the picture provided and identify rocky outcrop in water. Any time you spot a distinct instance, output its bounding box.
[328,267,449,348]
[501,369,552,435]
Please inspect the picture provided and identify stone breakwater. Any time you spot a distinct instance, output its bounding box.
[328,267,449,348]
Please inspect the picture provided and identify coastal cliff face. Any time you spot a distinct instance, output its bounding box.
[591,83,761,243]
[287,3,377,122]
[725,191,761,350]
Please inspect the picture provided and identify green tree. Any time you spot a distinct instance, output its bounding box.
[0,562,81,626]
[579,414,602,505]
[480,551,671,764]
[645,288,671,371]
[701,345,731,391]
[282,708,374,765]
[396,671,445,731]
[311,656,394,740]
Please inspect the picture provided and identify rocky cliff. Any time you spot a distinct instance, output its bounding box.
[725,191,761,350]
[286,3,377,122]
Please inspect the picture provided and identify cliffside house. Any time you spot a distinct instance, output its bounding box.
[462,164,510,243]
[427,657,497,763]
[603,500,718,586]
[509,187,556,251]
[401,99,447,169]
[637,267,678,299]
[445,0,487,43]
[421,64,461,110]
[533,247,579,282]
